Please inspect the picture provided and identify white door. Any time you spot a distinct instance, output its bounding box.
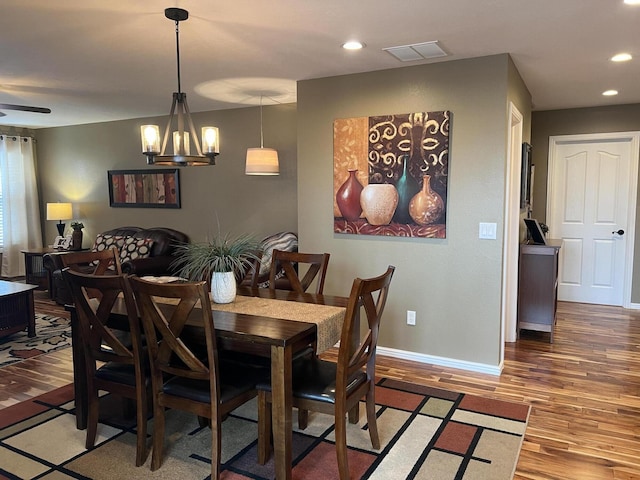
[548,133,639,306]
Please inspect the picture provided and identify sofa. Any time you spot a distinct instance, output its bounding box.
[43,226,189,305]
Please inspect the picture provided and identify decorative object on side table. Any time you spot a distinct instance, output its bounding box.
[70,222,84,250]
[172,233,261,303]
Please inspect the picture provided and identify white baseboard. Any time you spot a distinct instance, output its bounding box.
[377,346,503,376]
[625,302,640,310]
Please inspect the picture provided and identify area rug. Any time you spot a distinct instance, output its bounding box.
[0,378,529,479]
[0,314,71,368]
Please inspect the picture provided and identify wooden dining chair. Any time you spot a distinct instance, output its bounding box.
[60,247,122,300]
[268,250,330,294]
[128,277,265,479]
[257,265,395,480]
[60,246,122,275]
[268,249,331,426]
[61,268,149,467]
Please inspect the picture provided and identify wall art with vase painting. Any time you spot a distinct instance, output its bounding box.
[333,111,450,237]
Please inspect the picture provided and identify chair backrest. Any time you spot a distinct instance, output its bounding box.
[61,247,123,275]
[269,250,330,294]
[128,278,221,401]
[336,266,395,391]
[62,269,144,372]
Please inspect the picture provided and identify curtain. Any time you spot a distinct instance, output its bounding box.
[0,135,43,277]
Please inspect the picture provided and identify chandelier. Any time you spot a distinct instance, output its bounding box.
[141,7,219,166]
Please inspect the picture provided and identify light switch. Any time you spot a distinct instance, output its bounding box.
[479,222,497,240]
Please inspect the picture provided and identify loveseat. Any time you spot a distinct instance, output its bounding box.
[43,226,189,305]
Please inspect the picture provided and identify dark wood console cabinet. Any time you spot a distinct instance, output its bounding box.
[517,239,562,343]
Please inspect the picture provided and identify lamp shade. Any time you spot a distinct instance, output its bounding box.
[46,202,72,221]
[245,148,279,175]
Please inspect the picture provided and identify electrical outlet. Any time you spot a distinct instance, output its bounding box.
[407,310,416,326]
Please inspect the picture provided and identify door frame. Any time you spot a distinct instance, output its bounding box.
[547,132,639,309]
[501,102,523,354]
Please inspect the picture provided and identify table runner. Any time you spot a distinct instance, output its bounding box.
[211,295,345,353]
[145,293,345,353]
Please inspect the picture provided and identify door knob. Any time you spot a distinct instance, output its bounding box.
[612,229,625,236]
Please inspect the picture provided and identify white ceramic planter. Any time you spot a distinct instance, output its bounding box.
[211,271,236,304]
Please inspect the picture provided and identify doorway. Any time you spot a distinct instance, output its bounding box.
[547,132,639,307]
[501,102,523,350]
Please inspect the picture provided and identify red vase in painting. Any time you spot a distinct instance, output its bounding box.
[336,169,364,221]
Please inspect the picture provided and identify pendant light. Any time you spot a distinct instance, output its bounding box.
[141,7,219,166]
[245,96,279,175]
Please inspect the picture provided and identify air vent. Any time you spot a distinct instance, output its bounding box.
[383,41,447,62]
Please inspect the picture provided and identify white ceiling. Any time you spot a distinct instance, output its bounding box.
[2,0,640,129]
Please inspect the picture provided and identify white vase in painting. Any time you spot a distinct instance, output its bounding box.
[211,271,236,304]
[360,184,399,225]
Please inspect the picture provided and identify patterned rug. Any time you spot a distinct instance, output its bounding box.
[0,378,529,479]
[0,314,71,367]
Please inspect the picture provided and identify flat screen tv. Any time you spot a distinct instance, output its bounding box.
[524,218,546,245]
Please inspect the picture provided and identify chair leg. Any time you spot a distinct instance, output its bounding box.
[135,391,149,467]
[298,408,309,430]
[365,385,380,450]
[85,388,100,449]
[150,402,165,471]
[211,415,221,480]
[257,391,272,465]
[334,408,350,480]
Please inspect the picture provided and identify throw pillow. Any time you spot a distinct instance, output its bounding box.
[119,236,154,264]
[92,233,125,252]
[258,231,298,276]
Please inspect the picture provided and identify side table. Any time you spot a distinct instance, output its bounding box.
[21,247,56,292]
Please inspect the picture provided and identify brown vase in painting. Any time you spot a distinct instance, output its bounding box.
[336,169,364,221]
[409,175,444,225]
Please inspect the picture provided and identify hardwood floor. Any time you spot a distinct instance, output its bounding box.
[1,291,639,479]
[0,290,73,408]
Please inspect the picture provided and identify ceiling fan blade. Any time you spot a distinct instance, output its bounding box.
[0,103,51,114]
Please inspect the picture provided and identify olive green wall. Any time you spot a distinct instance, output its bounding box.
[34,53,534,370]
[297,54,531,369]
[531,104,640,302]
[35,103,298,245]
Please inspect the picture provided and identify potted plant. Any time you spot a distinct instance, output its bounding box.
[172,232,261,303]
[70,221,84,250]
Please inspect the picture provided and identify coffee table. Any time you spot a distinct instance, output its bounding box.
[0,280,38,339]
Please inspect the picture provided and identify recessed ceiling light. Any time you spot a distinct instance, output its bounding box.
[624,0,640,4]
[603,90,619,96]
[342,41,364,50]
[611,53,632,62]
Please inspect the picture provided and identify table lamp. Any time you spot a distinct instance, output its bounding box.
[46,202,73,236]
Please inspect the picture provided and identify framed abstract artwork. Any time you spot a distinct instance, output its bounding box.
[333,111,450,238]
[108,169,180,208]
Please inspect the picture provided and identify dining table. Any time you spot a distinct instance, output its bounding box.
[67,285,351,480]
